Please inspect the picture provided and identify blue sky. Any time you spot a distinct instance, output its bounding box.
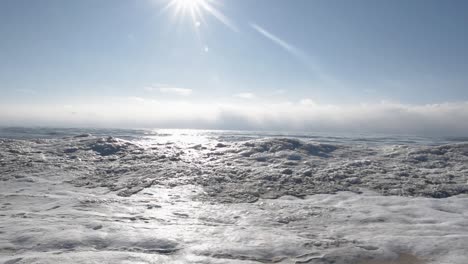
[1,0,468,134]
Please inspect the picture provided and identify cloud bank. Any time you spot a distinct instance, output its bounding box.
[158,87,192,96]
[144,85,193,96]
[1,98,468,136]
[234,92,255,99]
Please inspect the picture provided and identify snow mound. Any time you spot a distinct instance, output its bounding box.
[1,137,467,202]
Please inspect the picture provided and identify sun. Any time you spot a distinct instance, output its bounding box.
[162,0,237,32]
[173,0,205,11]
[166,0,207,26]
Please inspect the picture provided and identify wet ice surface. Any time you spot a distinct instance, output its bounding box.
[1,129,468,263]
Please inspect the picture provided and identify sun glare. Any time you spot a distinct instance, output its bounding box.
[163,0,238,32]
[165,0,208,27]
[174,0,204,10]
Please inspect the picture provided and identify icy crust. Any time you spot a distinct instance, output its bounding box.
[1,135,468,263]
[1,184,468,263]
[1,136,468,203]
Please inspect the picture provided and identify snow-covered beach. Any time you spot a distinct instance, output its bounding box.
[1,129,467,263]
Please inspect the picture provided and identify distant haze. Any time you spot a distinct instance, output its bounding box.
[1,99,468,136]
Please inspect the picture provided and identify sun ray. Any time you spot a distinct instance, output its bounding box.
[162,0,237,32]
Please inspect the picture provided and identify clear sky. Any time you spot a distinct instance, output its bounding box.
[1,0,468,134]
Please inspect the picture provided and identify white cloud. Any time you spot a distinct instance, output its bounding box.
[234,93,255,99]
[299,98,317,106]
[1,99,468,136]
[144,85,192,96]
[159,87,192,96]
[127,96,146,102]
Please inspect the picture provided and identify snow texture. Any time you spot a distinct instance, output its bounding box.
[1,130,468,263]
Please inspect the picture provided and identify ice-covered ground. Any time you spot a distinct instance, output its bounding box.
[1,128,468,263]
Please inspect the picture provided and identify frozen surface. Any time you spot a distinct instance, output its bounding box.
[1,129,468,263]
